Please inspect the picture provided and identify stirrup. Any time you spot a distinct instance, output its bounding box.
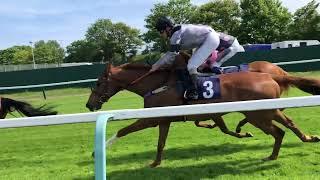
[183,90,199,100]
[211,66,223,74]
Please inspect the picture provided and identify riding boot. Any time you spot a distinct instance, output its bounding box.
[175,69,191,90]
[184,74,199,100]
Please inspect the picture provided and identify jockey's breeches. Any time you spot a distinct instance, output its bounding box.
[187,31,220,75]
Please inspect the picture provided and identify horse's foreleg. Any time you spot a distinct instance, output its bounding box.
[0,111,8,119]
[107,118,160,147]
[274,110,320,142]
[194,120,218,129]
[213,116,253,138]
[92,118,161,158]
[150,122,171,168]
[248,117,285,160]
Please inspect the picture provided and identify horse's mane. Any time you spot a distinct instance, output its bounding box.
[120,62,151,70]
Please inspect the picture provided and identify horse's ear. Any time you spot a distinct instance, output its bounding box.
[105,61,112,74]
[105,62,109,69]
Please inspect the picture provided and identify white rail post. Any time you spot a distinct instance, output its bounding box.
[94,113,114,180]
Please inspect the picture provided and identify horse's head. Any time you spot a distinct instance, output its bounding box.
[86,58,185,111]
[86,63,124,111]
[0,97,16,119]
[0,97,7,119]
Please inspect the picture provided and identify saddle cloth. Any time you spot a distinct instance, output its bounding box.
[192,64,249,100]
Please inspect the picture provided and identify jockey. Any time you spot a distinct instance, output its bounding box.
[150,16,243,100]
[208,32,244,74]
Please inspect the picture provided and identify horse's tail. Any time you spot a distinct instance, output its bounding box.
[270,74,320,95]
[2,98,57,117]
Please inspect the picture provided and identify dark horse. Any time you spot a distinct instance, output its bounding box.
[0,97,57,119]
[86,58,320,167]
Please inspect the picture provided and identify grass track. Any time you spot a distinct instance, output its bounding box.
[0,72,320,179]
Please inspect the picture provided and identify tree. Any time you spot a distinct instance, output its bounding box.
[85,19,143,64]
[65,40,100,63]
[239,0,292,44]
[191,0,241,35]
[143,0,196,52]
[33,40,65,64]
[0,46,32,65]
[288,0,320,40]
[0,41,64,65]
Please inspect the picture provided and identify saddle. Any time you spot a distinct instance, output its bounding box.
[178,64,249,101]
[144,64,249,101]
[198,64,249,74]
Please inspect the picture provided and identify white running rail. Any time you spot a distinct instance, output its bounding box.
[0,79,97,90]
[1,96,320,179]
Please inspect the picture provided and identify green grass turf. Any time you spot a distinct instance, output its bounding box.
[0,72,320,179]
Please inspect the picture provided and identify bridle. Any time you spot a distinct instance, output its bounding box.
[92,76,114,104]
[93,70,139,104]
[92,64,170,104]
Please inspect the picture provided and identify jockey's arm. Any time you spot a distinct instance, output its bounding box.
[151,32,182,72]
[151,51,177,72]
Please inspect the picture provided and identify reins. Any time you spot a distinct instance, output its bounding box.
[98,63,172,101]
[130,71,155,85]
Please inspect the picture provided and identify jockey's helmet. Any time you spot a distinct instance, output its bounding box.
[155,16,174,32]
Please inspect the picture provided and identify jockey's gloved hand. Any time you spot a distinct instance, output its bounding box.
[150,64,161,72]
[211,66,223,74]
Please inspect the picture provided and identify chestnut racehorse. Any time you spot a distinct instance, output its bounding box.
[0,97,57,119]
[178,52,320,133]
[86,58,320,167]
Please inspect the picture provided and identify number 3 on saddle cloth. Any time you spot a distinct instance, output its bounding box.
[196,76,221,99]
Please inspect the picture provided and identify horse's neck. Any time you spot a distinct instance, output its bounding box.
[119,69,171,96]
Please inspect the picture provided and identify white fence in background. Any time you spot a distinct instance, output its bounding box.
[0,79,97,91]
[0,62,97,72]
[1,96,320,179]
[1,58,320,92]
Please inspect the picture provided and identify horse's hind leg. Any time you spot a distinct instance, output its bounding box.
[150,122,171,168]
[212,116,253,138]
[247,112,285,160]
[273,110,320,142]
[235,118,249,133]
[194,120,218,129]
[235,109,285,134]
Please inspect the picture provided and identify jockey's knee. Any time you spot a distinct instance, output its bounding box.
[187,65,198,75]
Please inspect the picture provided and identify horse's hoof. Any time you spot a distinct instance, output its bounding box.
[245,132,254,137]
[149,161,160,168]
[236,128,241,133]
[262,156,277,161]
[208,124,217,129]
[311,135,320,142]
[92,152,95,158]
